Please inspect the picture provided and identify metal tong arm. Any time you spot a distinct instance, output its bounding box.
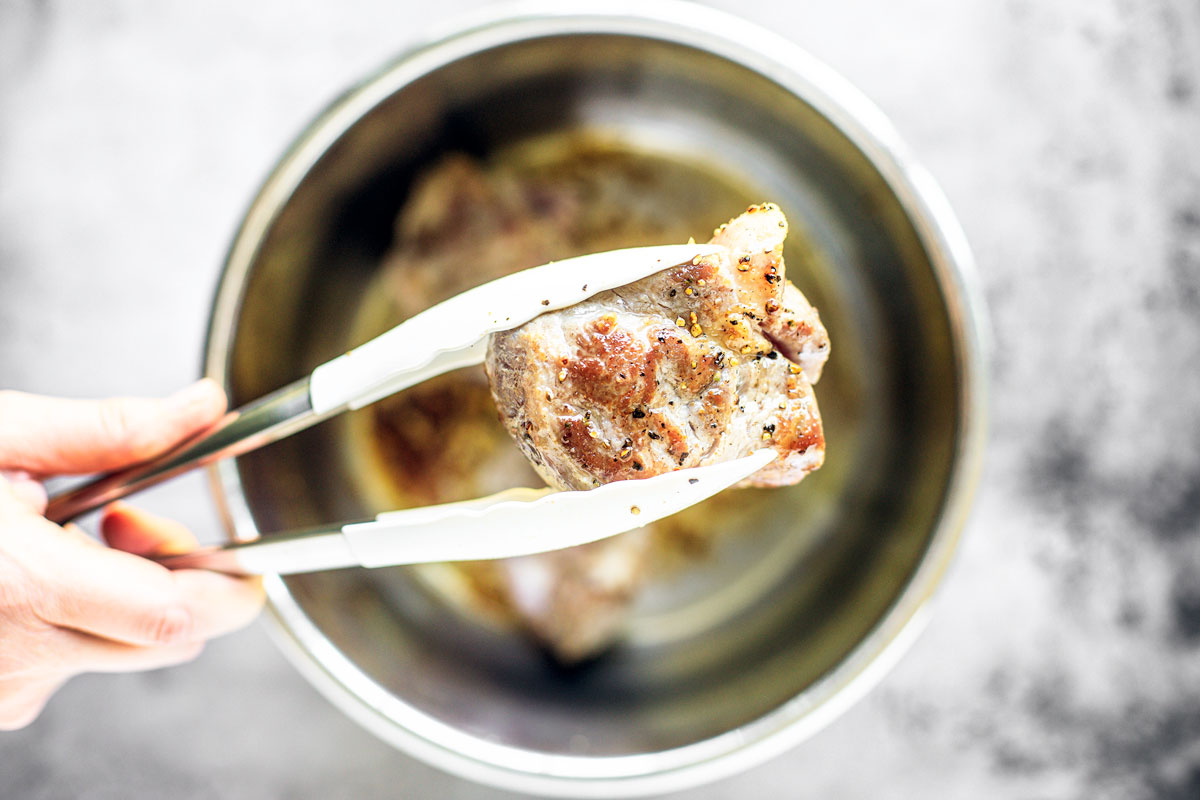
[44,340,490,525]
[43,244,722,524]
[145,451,776,577]
[44,377,326,524]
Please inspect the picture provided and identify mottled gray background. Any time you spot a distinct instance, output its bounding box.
[2,0,1198,797]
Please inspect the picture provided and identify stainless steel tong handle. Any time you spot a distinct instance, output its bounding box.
[44,377,332,524]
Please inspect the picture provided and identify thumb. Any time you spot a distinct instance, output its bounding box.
[0,380,227,475]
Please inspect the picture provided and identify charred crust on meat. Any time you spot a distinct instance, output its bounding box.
[486,204,828,490]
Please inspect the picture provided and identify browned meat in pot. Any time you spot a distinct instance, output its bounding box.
[486,204,829,493]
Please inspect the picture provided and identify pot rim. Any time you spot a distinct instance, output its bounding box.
[203,2,989,796]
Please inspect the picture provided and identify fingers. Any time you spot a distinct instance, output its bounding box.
[19,518,262,648]
[0,675,66,731]
[100,504,264,637]
[0,632,203,731]
[0,493,261,729]
[101,504,264,638]
[170,569,264,640]
[101,502,197,556]
[26,533,198,646]
[0,379,227,475]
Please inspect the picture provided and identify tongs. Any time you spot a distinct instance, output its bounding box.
[46,245,775,576]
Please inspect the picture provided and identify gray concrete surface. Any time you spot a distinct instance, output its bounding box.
[2,0,1199,797]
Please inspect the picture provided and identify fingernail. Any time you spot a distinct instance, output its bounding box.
[164,380,224,416]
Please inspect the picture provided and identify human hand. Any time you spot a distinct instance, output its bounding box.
[0,380,264,730]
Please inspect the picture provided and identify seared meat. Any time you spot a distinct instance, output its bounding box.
[486,204,829,491]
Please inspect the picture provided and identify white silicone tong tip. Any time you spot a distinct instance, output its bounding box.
[308,244,725,414]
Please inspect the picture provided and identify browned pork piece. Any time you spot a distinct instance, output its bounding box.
[486,203,830,493]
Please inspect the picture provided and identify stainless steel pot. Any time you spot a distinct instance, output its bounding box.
[204,3,987,796]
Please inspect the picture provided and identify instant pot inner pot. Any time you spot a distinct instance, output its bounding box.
[222,34,957,756]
